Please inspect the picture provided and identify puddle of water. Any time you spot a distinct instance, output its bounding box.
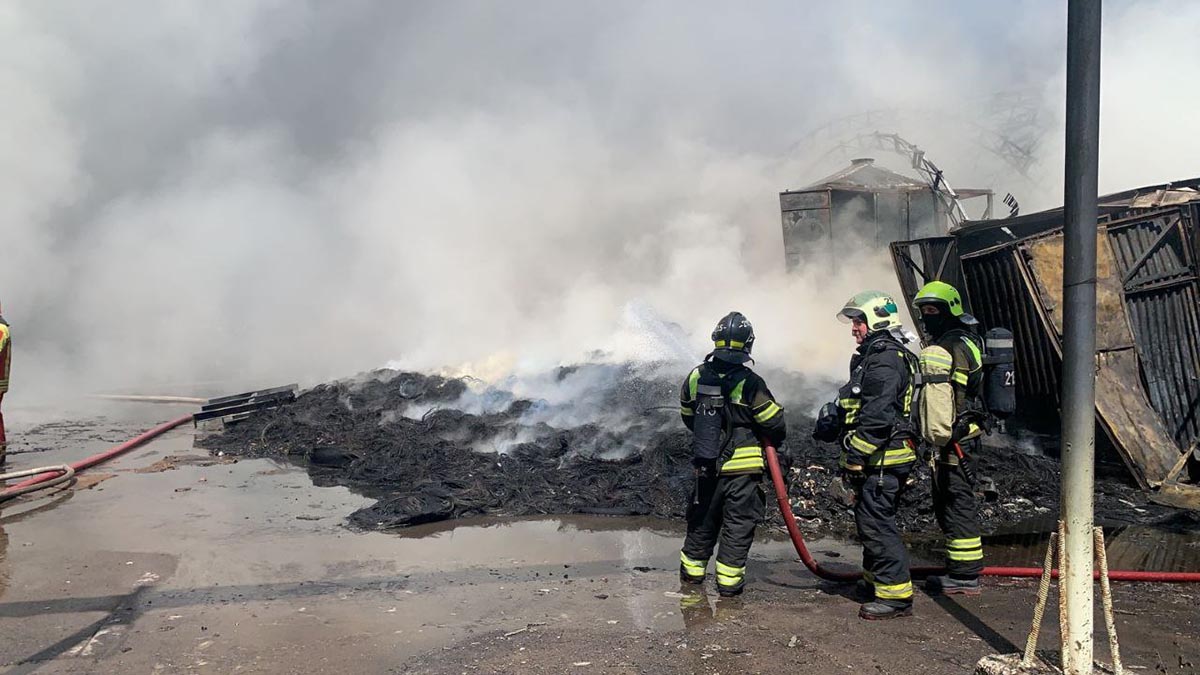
[0,425,855,594]
[19,419,1194,588]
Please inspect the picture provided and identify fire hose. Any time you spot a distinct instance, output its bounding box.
[0,414,193,502]
[0,464,76,500]
[763,444,1200,583]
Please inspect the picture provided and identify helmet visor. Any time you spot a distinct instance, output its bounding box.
[836,307,866,324]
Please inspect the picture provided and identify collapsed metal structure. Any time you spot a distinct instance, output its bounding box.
[891,178,1200,508]
[780,156,992,272]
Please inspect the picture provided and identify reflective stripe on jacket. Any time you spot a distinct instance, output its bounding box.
[837,332,915,468]
[680,359,787,474]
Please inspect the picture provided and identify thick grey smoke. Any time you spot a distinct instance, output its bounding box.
[1,1,1196,404]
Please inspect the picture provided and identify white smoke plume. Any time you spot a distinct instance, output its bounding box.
[1,1,1196,406]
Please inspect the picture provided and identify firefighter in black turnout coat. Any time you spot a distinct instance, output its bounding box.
[679,312,787,597]
[817,291,917,620]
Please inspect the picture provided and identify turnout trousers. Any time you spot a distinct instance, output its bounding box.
[855,464,914,606]
[0,392,6,466]
[680,471,766,594]
[933,443,984,578]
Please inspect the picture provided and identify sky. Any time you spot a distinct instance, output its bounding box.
[2,0,1197,403]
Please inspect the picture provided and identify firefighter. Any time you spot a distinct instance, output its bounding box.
[912,281,985,595]
[828,291,917,619]
[0,301,9,467]
[678,311,787,597]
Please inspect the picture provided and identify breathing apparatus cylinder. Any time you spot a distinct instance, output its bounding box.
[982,328,1016,419]
[690,383,728,464]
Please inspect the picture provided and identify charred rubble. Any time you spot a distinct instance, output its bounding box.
[199,365,1181,537]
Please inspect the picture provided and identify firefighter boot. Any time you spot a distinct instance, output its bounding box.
[854,579,874,603]
[715,561,746,597]
[679,553,707,585]
[717,582,744,598]
[924,575,982,596]
[679,563,705,585]
[858,600,913,620]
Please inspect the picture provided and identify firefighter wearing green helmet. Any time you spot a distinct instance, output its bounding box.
[913,280,986,595]
[821,291,918,620]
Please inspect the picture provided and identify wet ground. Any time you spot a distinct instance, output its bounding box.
[1,412,1199,674]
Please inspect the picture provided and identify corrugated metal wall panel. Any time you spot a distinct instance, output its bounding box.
[1105,209,1200,449]
[1122,285,1200,446]
[1108,213,1192,289]
[893,199,1200,449]
[961,248,1061,402]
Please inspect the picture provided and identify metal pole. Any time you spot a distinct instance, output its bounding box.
[1061,0,1102,672]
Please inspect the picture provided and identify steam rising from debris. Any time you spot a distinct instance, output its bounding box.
[2,2,1197,403]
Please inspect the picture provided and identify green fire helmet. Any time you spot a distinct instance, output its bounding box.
[837,291,903,332]
[913,280,965,317]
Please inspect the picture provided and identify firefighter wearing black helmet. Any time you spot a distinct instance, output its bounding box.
[678,311,787,597]
[913,280,985,596]
[824,291,917,620]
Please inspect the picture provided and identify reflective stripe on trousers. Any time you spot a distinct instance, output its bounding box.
[715,561,745,588]
[680,551,707,579]
[874,580,913,600]
[946,537,983,561]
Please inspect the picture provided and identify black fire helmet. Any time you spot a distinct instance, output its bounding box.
[710,311,755,364]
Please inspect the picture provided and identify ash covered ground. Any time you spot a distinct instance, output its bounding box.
[200,364,1187,537]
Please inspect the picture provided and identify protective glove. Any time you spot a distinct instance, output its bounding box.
[812,401,843,442]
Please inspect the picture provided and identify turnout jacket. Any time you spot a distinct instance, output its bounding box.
[933,327,985,444]
[837,332,916,469]
[679,358,787,474]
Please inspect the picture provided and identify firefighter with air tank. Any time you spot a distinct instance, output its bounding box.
[678,312,788,597]
[816,291,920,619]
[911,280,1015,595]
[813,282,1016,617]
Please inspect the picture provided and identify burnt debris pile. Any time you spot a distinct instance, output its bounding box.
[203,365,699,529]
[201,365,1173,535]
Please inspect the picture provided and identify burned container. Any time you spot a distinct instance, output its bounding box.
[779,158,991,272]
[890,177,1200,508]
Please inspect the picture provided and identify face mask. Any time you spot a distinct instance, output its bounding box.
[921,312,950,336]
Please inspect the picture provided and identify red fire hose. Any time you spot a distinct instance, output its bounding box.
[764,445,1200,583]
[0,414,193,501]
